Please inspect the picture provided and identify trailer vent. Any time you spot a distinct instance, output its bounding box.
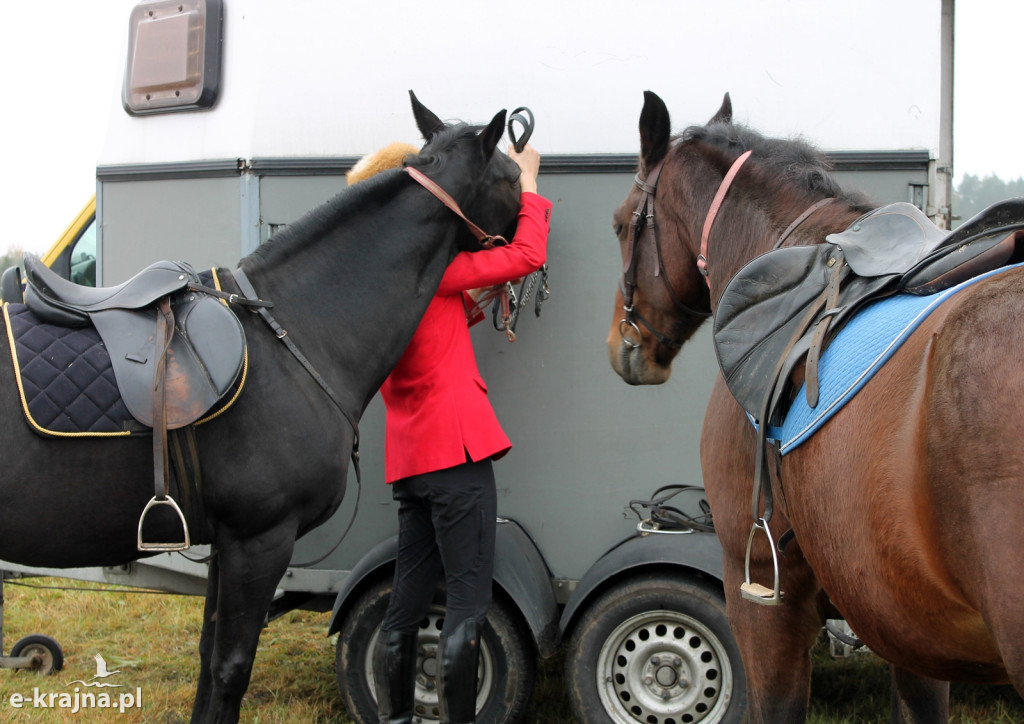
[122,0,223,116]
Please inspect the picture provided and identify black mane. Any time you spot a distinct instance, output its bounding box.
[246,168,411,268]
[247,123,486,269]
[681,122,852,201]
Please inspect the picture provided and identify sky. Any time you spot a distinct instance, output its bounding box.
[0,0,1021,257]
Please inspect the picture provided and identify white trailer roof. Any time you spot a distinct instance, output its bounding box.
[99,0,942,165]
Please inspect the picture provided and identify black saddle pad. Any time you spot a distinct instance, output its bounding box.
[5,303,135,435]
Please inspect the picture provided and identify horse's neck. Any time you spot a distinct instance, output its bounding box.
[236,191,457,417]
[707,196,865,310]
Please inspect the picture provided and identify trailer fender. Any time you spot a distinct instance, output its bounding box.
[328,519,559,657]
[559,530,724,636]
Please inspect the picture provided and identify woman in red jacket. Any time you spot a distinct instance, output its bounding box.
[373,144,551,724]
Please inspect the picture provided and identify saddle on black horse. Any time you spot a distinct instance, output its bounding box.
[10,256,250,551]
[712,198,1024,605]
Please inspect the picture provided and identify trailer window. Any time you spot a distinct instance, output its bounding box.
[122,0,223,116]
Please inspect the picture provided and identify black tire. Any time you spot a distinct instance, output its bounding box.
[10,634,64,675]
[335,577,535,724]
[566,575,746,724]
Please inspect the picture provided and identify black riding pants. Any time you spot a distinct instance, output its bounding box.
[381,458,497,638]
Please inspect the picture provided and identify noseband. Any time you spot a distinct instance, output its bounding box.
[619,150,752,349]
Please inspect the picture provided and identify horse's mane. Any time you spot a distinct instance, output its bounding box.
[245,168,410,268]
[246,123,485,269]
[681,121,865,205]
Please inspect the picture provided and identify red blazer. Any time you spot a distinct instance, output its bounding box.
[380,192,552,483]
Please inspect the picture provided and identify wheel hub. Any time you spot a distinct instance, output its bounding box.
[598,611,728,723]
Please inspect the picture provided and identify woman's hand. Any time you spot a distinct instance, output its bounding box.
[508,144,540,195]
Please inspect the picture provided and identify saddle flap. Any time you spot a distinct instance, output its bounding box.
[714,244,840,417]
[90,295,245,428]
[825,202,950,277]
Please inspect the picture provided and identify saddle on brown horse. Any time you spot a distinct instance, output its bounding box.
[715,198,1024,424]
[21,255,248,551]
[712,197,1024,604]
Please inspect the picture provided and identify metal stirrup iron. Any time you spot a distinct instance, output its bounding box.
[740,517,784,605]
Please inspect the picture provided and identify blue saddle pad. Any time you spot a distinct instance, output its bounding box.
[772,261,1024,454]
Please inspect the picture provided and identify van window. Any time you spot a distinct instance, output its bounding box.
[69,218,97,287]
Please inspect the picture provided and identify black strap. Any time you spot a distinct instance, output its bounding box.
[230,269,361,483]
[187,281,273,308]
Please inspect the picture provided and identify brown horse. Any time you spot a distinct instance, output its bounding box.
[606,91,1024,723]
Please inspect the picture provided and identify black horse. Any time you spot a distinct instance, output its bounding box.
[0,93,523,722]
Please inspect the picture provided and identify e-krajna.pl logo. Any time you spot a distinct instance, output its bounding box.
[7,653,142,714]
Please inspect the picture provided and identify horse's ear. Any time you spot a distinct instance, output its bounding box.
[409,90,446,141]
[708,92,733,125]
[639,90,671,172]
[479,108,507,158]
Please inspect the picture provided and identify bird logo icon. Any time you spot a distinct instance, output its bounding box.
[91,654,121,681]
[63,653,124,688]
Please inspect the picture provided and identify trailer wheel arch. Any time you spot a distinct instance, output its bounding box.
[558,531,726,640]
[328,518,559,656]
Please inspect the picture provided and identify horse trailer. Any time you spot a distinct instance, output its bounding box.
[1,1,953,721]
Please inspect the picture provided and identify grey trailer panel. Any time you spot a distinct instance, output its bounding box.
[98,175,245,284]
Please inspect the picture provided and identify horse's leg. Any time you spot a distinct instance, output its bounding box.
[702,379,826,723]
[890,665,949,724]
[191,523,298,724]
[191,553,221,720]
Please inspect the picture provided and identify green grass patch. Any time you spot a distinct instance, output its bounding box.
[0,578,1019,722]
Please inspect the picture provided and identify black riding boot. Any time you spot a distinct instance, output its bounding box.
[436,618,480,724]
[372,629,418,724]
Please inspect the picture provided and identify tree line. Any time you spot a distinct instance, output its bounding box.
[953,173,1024,227]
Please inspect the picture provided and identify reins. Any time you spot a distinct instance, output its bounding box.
[229,269,363,568]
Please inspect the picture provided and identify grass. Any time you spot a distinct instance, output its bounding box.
[0,578,1020,723]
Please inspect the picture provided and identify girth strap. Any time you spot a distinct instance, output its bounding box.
[230,269,361,483]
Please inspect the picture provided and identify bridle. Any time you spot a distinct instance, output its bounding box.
[618,149,833,352]
[618,149,753,349]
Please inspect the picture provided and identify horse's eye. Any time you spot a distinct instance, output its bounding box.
[613,223,624,237]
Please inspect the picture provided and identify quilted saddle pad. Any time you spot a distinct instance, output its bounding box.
[5,303,135,436]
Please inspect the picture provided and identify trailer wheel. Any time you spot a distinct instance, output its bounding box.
[335,577,534,724]
[10,634,64,675]
[566,575,746,724]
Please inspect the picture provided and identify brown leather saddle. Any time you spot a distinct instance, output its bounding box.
[22,255,247,551]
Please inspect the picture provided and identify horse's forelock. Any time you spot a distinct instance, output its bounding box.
[405,123,485,171]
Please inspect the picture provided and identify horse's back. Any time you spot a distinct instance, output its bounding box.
[781,266,1024,683]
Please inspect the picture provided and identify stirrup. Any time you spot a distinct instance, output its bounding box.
[740,517,784,606]
[137,496,191,551]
